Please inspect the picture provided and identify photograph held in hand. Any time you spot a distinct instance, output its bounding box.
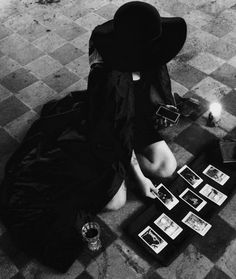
[152,183,179,210]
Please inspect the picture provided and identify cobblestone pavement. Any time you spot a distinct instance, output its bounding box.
[0,0,236,278]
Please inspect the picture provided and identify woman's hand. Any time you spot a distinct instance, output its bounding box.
[138,177,158,199]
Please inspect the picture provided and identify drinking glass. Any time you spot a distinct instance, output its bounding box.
[81,222,102,251]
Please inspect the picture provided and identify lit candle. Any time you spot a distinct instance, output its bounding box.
[209,102,222,121]
[208,102,222,126]
[132,72,141,81]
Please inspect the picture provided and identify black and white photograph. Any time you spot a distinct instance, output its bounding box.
[177,165,203,188]
[0,0,236,276]
[182,212,212,236]
[154,213,183,239]
[203,165,230,186]
[152,183,179,210]
[199,184,227,206]
[179,188,207,211]
[138,226,168,254]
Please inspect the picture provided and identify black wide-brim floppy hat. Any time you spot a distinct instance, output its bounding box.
[92,1,187,71]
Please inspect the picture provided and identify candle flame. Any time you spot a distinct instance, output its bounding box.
[209,102,222,117]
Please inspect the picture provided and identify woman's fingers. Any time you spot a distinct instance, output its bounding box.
[147,190,156,199]
[148,185,158,199]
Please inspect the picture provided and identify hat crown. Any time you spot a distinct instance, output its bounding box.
[114,1,162,46]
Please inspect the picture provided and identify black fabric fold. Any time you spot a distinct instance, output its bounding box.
[0,34,175,272]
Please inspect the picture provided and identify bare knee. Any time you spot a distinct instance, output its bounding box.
[156,155,177,178]
[141,152,177,179]
[105,183,127,211]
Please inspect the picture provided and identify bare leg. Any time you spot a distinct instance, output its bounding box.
[104,181,127,211]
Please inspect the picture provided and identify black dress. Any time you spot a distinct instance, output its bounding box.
[0,31,175,272]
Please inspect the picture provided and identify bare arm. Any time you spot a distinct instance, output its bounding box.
[130,150,157,199]
[130,140,177,199]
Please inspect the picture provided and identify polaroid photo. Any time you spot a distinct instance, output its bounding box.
[182,211,212,236]
[154,213,183,240]
[152,183,179,210]
[138,226,168,254]
[177,165,203,188]
[179,188,207,212]
[203,165,229,186]
[156,106,180,124]
[199,184,227,206]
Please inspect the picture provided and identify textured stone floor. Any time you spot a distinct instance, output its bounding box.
[0,0,236,278]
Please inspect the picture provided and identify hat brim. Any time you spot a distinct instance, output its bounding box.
[92,17,187,71]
